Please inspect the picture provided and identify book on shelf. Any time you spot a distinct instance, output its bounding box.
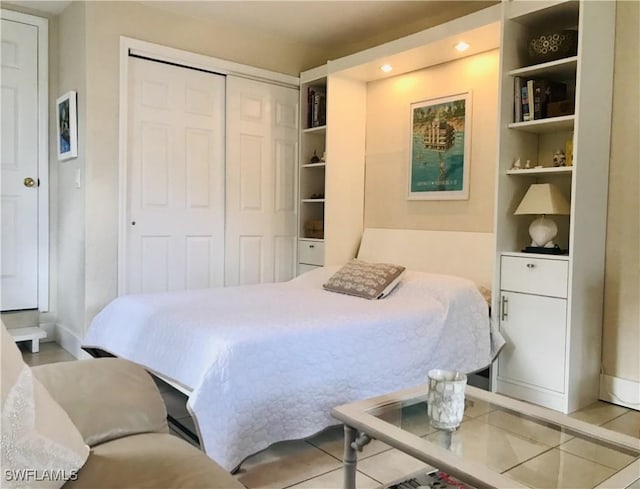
[307,85,326,128]
[521,83,530,122]
[526,80,535,120]
[514,77,523,123]
[532,79,568,120]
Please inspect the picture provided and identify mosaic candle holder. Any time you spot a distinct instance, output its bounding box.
[427,369,467,431]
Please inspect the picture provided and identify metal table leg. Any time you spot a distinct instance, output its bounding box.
[343,425,358,489]
[343,425,372,489]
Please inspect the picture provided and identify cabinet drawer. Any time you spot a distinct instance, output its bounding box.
[298,240,324,266]
[500,255,568,298]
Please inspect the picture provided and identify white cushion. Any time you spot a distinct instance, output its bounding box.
[1,324,89,488]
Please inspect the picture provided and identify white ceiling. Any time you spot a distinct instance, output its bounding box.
[5,1,497,57]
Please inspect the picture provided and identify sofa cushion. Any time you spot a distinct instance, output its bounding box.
[1,324,89,489]
[61,433,245,489]
[32,358,169,447]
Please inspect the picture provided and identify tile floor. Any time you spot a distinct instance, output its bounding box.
[21,341,640,489]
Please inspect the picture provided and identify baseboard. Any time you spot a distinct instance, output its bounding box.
[55,323,92,360]
[600,374,640,411]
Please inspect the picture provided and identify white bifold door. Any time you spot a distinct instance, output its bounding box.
[125,57,226,294]
[1,18,39,310]
[124,58,298,294]
[225,76,298,286]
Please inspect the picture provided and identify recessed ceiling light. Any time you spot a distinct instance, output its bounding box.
[455,42,470,52]
[380,64,393,73]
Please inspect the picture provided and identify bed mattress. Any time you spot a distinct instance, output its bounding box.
[84,266,499,470]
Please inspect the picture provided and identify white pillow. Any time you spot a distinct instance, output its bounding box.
[1,324,89,488]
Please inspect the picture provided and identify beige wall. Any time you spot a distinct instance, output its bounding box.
[364,50,499,232]
[602,1,640,384]
[55,2,87,338]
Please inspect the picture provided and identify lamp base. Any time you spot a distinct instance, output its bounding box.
[529,215,558,248]
[522,245,567,255]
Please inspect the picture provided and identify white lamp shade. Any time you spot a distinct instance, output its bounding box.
[514,183,570,215]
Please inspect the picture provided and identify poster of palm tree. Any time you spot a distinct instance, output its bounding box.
[408,92,471,200]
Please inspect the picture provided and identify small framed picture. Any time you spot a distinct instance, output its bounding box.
[408,92,471,200]
[56,90,78,161]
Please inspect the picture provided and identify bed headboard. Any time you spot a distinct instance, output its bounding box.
[357,228,495,288]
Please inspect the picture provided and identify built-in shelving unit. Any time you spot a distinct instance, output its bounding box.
[297,65,328,273]
[493,0,616,414]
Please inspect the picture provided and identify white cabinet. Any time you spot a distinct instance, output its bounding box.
[493,1,616,413]
[497,255,569,410]
[297,66,327,274]
[298,239,324,267]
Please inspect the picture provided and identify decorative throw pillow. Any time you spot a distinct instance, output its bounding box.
[1,324,89,489]
[323,259,406,299]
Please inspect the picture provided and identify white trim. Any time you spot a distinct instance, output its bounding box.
[600,374,640,411]
[55,323,91,360]
[124,37,299,88]
[117,37,300,296]
[1,10,49,312]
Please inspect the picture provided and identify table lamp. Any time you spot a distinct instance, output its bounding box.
[514,183,570,249]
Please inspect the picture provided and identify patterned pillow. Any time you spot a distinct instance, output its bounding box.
[323,259,406,299]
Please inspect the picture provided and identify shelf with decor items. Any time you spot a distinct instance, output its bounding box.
[298,65,327,273]
[492,0,615,414]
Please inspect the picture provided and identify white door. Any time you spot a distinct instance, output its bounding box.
[225,76,298,285]
[1,18,39,310]
[125,57,226,294]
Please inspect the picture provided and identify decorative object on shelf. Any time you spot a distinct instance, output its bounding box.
[427,369,467,431]
[546,99,574,117]
[511,158,522,170]
[565,139,574,166]
[304,219,324,239]
[408,92,471,200]
[56,90,78,161]
[320,151,326,162]
[525,160,532,169]
[515,183,570,252]
[552,149,566,167]
[528,29,578,64]
[310,151,321,164]
[308,193,324,199]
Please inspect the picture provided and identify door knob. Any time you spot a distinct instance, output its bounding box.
[24,177,36,188]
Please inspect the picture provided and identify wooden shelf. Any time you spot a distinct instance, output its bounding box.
[507,166,573,176]
[501,251,570,261]
[508,115,574,133]
[299,237,324,243]
[301,198,325,203]
[302,162,326,168]
[303,125,326,134]
[508,56,578,79]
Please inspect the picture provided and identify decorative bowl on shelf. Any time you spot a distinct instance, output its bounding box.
[528,29,578,64]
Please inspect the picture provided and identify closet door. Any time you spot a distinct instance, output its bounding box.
[125,57,225,293]
[225,76,298,285]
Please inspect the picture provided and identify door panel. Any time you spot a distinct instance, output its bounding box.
[126,57,225,294]
[1,18,39,310]
[225,76,298,286]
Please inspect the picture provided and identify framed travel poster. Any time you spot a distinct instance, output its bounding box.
[408,92,471,200]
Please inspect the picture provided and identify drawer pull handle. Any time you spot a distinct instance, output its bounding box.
[526,263,535,269]
[501,296,509,321]
[309,245,315,248]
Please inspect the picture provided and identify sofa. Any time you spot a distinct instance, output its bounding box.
[1,324,245,489]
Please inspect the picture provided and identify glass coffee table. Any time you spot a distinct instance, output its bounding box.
[332,384,640,489]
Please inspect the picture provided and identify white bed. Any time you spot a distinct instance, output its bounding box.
[83,228,499,471]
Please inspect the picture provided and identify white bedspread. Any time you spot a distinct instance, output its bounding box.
[84,267,497,470]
